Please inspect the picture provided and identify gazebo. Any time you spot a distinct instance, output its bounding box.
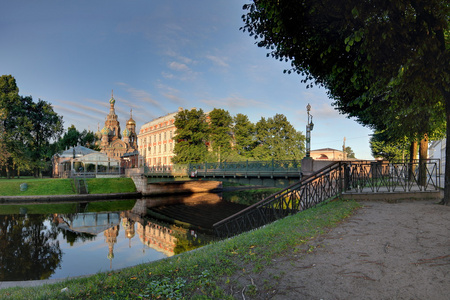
[52,145,122,178]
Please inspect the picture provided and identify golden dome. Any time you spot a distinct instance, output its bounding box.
[127,109,136,126]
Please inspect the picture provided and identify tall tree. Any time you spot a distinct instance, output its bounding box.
[241,1,450,204]
[233,113,256,158]
[27,98,64,177]
[172,108,209,164]
[0,75,29,177]
[208,108,233,162]
[0,75,64,177]
[253,114,305,160]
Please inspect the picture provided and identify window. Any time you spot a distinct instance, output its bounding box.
[164,144,167,153]
[159,145,161,153]
[164,132,167,141]
[170,130,173,139]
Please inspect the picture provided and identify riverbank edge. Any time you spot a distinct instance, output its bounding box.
[0,192,142,203]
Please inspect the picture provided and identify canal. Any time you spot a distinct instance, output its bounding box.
[0,193,250,282]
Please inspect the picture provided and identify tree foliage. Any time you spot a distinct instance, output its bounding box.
[172,108,209,164]
[370,132,409,162]
[56,125,99,152]
[172,108,305,163]
[241,0,450,204]
[0,75,64,177]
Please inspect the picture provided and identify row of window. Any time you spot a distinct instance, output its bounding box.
[142,142,173,156]
[140,130,174,146]
[146,157,171,165]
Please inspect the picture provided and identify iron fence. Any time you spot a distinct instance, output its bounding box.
[213,160,439,238]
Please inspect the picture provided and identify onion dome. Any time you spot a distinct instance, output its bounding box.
[127,117,136,126]
[127,109,136,126]
[109,90,115,105]
[101,126,111,136]
[123,128,130,137]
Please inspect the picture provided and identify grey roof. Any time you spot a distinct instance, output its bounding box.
[60,145,98,158]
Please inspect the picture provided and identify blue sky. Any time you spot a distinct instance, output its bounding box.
[1,0,374,159]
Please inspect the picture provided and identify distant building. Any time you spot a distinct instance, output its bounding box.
[96,92,138,161]
[429,139,445,174]
[137,108,181,167]
[310,148,347,160]
[52,145,121,178]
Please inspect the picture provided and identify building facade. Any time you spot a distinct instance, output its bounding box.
[310,148,346,160]
[429,139,445,174]
[97,92,138,161]
[137,108,182,167]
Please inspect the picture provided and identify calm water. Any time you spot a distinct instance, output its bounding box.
[0,197,218,281]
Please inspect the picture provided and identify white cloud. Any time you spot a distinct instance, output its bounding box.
[206,55,229,67]
[169,61,190,72]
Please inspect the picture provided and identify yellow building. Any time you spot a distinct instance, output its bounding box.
[310,148,346,160]
[137,108,181,167]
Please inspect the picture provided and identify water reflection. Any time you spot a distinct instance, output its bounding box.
[0,215,62,281]
[0,195,227,281]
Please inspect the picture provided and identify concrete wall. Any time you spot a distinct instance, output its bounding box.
[131,175,222,196]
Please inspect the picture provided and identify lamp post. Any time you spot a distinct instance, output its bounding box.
[305,103,314,158]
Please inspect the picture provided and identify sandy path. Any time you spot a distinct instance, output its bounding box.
[264,201,450,299]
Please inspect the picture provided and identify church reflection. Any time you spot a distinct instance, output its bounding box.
[52,210,211,268]
[1,195,226,281]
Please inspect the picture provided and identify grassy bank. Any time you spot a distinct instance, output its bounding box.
[0,199,360,299]
[0,177,136,196]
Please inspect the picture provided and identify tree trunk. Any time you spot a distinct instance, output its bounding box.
[418,134,428,187]
[443,90,450,205]
[408,140,418,181]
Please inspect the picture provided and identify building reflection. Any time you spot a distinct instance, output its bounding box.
[104,224,120,268]
[53,210,211,267]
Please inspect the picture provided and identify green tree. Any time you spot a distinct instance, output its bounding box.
[241,1,450,204]
[56,125,99,152]
[233,113,256,159]
[253,114,305,160]
[27,98,64,177]
[344,146,356,159]
[172,108,209,164]
[0,75,64,177]
[370,133,409,162]
[208,108,233,162]
[0,75,31,177]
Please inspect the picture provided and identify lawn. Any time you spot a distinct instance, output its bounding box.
[0,177,136,196]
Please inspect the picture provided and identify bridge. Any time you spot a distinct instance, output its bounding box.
[211,159,441,238]
[141,159,303,188]
[130,159,441,238]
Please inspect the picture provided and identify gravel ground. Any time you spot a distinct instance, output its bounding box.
[245,200,450,299]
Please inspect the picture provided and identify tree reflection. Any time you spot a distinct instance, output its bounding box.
[0,214,62,281]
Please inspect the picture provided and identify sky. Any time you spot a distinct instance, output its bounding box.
[1,0,375,160]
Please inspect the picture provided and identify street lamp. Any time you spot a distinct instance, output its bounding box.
[306,103,314,158]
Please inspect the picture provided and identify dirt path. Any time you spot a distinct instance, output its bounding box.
[233,200,450,299]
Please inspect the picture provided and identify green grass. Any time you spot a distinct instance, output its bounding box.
[0,177,136,196]
[0,178,75,196]
[0,198,361,299]
[85,178,136,194]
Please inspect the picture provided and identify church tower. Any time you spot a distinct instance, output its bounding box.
[104,90,121,140]
[99,90,138,160]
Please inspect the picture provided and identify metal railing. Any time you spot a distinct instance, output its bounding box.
[213,160,439,238]
[144,159,302,178]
